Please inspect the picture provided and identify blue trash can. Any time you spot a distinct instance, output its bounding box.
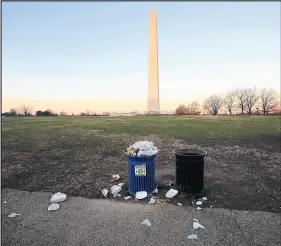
[127,155,156,196]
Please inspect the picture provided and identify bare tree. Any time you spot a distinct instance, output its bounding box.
[20,105,32,116]
[10,108,18,116]
[203,95,223,115]
[260,88,279,115]
[244,88,259,115]
[175,104,188,115]
[236,89,247,115]
[188,101,201,115]
[224,91,236,115]
[59,111,67,116]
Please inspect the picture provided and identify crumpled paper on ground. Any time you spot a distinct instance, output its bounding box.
[50,192,67,203]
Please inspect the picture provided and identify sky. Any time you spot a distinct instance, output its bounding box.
[2,2,280,114]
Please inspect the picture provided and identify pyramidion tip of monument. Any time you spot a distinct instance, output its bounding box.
[150,7,156,14]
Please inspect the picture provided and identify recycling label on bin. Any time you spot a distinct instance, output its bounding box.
[135,165,146,176]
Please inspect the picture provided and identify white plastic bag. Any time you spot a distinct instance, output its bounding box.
[187,234,198,240]
[165,189,178,199]
[193,221,205,229]
[8,213,20,218]
[48,203,60,211]
[148,197,156,204]
[111,185,122,196]
[141,219,152,227]
[50,192,67,203]
[135,191,147,200]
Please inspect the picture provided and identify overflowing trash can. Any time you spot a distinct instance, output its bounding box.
[127,155,156,195]
[125,141,158,196]
[174,148,207,194]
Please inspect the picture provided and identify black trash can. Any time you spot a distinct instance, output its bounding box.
[174,148,207,194]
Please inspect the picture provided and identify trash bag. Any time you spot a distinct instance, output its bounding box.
[50,192,67,203]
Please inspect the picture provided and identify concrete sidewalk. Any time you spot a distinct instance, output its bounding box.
[1,189,281,246]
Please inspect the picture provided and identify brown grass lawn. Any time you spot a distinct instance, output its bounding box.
[1,116,281,213]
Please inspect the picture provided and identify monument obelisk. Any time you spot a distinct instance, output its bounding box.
[147,8,159,114]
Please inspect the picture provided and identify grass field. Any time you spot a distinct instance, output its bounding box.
[2,116,281,212]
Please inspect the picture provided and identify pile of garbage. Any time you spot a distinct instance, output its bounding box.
[125,141,159,157]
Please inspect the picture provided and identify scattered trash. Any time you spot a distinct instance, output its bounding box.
[3,201,7,204]
[193,218,199,222]
[210,205,214,208]
[244,211,248,214]
[148,197,156,204]
[135,191,148,200]
[196,207,202,211]
[165,189,178,199]
[118,183,124,187]
[192,200,195,207]
[187,234,198,240]
[152,186,158,194]
[101,189,109,197]
[111,185,122,196]
[48,203,60,211]
[177,203,182,206]
[125,196,132,200]
[112,175,120,181]
[202,197,207,201]
[141,219,152,227]
[196,201,203,206]
[8,213,20,218]
[50,192,67,203]
[193,221,205,229]
[125,141,159,157]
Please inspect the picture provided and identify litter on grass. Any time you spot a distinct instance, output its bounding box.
[187,234,198,240]
[48,203,60,211]
[193,218,199,222]
[177,203,182,206]
[141,219,152,227]
[135,191,148,200]
[193,221,205,229]
[125,141,159,157]
[50,192,67,203]
[196,207,202,211]
[148,197,156,204]
[125,196,132,200]
[152,186,159,194]
[165,189,178,199]
[118,183,124,187]
[3,201,7,204]
[8,213,20,218]
[111,185,122,197]
[112,175,120,181]
[202,197,207,201]
[101,189,109,197]
[196,201,203,206]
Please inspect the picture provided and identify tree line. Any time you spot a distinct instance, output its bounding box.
[175,88,280,116]
[1,106,107,117]
[2,88,280,117]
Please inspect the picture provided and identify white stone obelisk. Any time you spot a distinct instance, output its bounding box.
[147,8,159,114]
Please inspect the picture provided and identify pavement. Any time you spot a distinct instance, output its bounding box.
[1,188,281,246]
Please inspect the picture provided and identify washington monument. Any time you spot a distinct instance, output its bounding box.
[147,8,159,114]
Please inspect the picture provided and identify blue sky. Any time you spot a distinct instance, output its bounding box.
[2,2,280,113]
